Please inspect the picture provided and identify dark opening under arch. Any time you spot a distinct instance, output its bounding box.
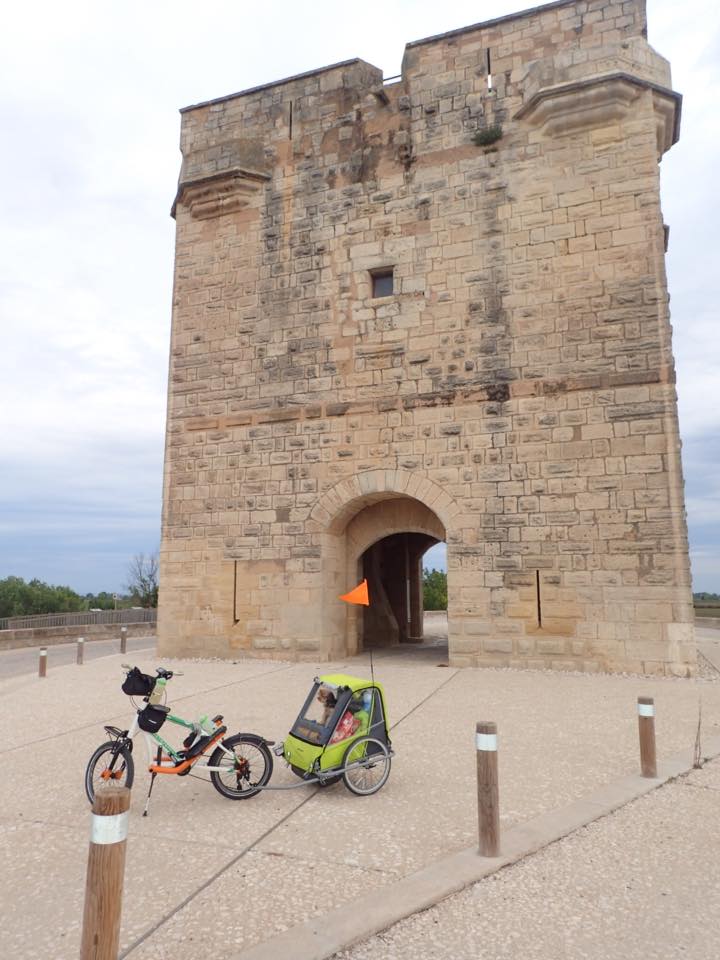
[361,531,440,648]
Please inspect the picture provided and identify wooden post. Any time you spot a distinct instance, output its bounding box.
[38,647,47,678]
[80,787,131,960]
[77,637,85,665]
[120,626,127,655]
[638,696,657,778]
[476,720,500,857]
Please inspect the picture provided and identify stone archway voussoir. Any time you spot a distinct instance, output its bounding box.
[311,469,458,535]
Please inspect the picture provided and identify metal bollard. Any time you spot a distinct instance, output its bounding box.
[476,720,500,857]
[77,637,85,665]
[38,647,47,678]
[638,696,657,778]
[80,787,131,960]
[120,626,127,655]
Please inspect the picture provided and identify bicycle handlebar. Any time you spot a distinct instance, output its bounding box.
[120,664,183,679]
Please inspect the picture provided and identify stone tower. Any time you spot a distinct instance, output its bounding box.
[159,0,695,676]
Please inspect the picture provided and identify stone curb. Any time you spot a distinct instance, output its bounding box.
[229,733,720,960]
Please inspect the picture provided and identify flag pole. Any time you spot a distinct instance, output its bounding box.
[338,579,373,681]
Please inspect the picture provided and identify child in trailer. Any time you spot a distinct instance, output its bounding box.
[329,691,370,744]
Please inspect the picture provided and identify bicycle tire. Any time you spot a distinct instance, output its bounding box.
[209,734,273,800]
[342,736,391,796]
[85,741,135,804]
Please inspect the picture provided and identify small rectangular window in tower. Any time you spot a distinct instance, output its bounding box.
[371,268,394,298]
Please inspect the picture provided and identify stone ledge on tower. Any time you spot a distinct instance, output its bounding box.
[515,37,681,157]
[171,167,271,220]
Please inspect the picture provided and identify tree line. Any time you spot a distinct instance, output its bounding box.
[423,568,447,610]
[0,553,159,619]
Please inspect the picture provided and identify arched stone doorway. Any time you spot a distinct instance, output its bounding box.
[346,498,445,651]
[309,469,457,660]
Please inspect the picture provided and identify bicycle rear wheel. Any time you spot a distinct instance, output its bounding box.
[85,741,134,804]
[209,734,272,800]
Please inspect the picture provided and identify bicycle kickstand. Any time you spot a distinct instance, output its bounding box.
[143,747,162,818]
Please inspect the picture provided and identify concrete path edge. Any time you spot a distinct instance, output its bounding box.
[229,733,720,960]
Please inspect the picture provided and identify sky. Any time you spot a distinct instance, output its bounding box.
[0,0,718,595]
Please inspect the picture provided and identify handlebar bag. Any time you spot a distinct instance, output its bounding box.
[122,667,156,697]
[138,704,170,733]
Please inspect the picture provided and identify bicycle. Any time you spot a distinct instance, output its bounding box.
[84,664,274,815]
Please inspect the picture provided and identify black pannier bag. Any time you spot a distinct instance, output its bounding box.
[137,704,170,733]
[121,667,155,697]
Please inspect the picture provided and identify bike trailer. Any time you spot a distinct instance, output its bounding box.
[281,673,390,778]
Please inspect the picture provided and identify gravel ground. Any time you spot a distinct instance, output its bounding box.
[336,757,720,960]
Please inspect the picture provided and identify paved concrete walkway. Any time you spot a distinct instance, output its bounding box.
[1,638,718,959]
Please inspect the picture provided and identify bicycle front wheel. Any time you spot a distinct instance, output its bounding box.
[85,741,134,804]
[209,734,272,800]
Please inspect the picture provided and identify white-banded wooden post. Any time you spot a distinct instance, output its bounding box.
[38,647,47,678]
[120,626,127,655]
[638,696,657,778]
[476,720,500,857]
[77,637,85,665]
[80,787,131,960]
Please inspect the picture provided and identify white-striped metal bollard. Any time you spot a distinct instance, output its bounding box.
[80,787,131,960]
[120,626,127,655]
[476,720,500,856]
[38,647,47,678]
[638,696,657,778]
[77,637,85,665]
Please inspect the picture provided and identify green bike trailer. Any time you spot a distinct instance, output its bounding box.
[281,674,392,794]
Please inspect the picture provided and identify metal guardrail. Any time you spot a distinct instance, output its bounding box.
[0,608,157,632]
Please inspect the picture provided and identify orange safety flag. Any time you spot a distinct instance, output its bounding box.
[339,579,370,606]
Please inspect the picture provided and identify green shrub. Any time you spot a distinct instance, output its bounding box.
[473,124,503,147]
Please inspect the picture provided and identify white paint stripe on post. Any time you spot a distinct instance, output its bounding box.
[91,811,129,845]
[476,733,498,751]
[638,703,655,717]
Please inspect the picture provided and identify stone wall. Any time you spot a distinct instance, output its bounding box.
[159,0,694,676]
